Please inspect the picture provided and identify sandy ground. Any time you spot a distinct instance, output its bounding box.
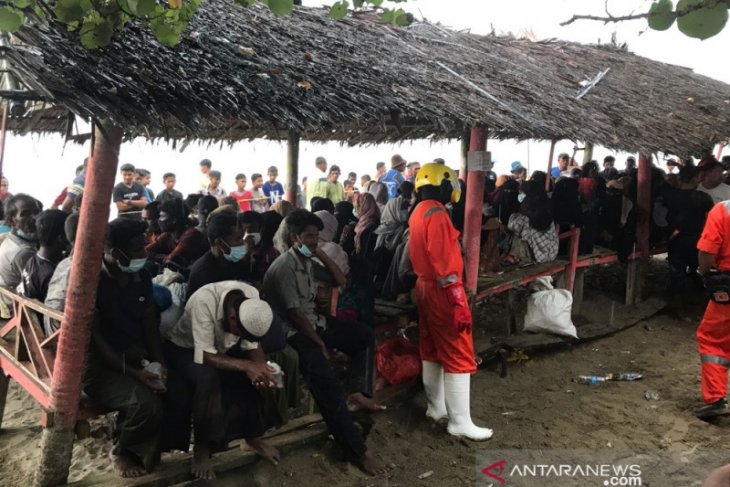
[2,258,729,486]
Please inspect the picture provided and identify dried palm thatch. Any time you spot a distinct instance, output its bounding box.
[2,2,729,154]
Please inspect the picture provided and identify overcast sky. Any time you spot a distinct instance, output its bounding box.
[5,0,728,211]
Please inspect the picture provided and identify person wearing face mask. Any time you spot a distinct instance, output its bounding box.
[0,193,42,316]
[163,281,280,480]
[186,211,253,301]
[84,218,166,478]
[18,209,68,302]
[262,210,391,476]
[43,212,80,336]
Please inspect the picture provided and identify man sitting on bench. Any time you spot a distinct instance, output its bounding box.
[84,218,166,478]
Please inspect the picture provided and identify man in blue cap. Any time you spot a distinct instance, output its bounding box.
[510,161,527,182]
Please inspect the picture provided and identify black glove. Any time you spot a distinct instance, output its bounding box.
[703,271,730,304]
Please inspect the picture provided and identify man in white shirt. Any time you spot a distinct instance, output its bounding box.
[306,156,329,209]
[698,159,730,204]
[164,281,279,480]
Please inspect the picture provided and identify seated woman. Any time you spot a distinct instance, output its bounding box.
[145,199,209,272]
[313,210,350,315]
[341,193,381,325]
[505,181,558,265]
[373,181,414,290]
[367,181,389,213]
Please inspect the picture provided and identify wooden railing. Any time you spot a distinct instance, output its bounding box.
[0,287,65,427]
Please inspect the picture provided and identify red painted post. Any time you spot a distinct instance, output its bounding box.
[35,124,123,486]
[285,129,299,205]
[637,153,651,259]
[463,127,487,295]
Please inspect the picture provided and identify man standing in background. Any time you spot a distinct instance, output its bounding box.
[199,159,213,191]
[113,164,148,220]
[263,166,285,206]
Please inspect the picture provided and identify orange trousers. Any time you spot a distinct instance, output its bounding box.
[415,279,476,374]
[697,301,730,404]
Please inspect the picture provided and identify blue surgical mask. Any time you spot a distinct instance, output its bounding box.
[518,193,526,203]
[117,250,147,273]
[298,243,313,258]
[224,244,247,262]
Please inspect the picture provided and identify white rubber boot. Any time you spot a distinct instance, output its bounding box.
[422,361,447,422]
[444,373,493,441]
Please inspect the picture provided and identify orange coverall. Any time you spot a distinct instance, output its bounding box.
[409,199,476,374]
[696,201,730,403]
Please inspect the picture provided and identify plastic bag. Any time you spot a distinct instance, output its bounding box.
[375,338,421,385]
[523,289,577,338]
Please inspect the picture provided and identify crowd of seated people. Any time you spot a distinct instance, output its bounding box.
[0,149,724,480]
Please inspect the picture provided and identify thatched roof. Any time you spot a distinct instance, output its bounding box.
[2,2,730,153]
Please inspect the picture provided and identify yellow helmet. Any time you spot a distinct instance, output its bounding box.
[414,162,462,203]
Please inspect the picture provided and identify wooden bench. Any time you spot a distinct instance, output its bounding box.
[474,228,580,335]
[0,287,103,431]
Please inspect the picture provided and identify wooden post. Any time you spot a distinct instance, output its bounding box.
[545,139,556,191]
[286,129,299,205]
[582,141,594,164]
[0,103,8,179]
[35,123,123,487]
[717,143,725,160]
[626,152,652,305]
[463,127,487,296]
[459,127,470,179]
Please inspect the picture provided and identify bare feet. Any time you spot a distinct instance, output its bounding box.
[191,443,215,480]
[347,392,387,413]
[109,447,146,478]
[246,437,280,466]
[359,452,393,476]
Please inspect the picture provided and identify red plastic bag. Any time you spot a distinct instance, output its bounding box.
[375,338,421,385]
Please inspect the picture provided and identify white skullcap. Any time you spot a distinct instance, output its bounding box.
[238,299,273,338]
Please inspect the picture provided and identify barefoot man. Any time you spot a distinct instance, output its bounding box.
[262,210,391,475]
[163,280,280,479]
[410,163,493,441]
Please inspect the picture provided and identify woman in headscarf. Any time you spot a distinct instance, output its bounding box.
[270,200,294,218]
[375,181,413,252]
[314,210,350,275]
[334,201,357,243]
[312,210,351,316]
[353,193,381,261]
[505,180,558,264]
[367,181,389,212]
[344,192,381,325]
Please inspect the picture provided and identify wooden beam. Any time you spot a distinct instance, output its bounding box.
[463,127,487,295]
[545,139,556,191]
[286,129,299,205]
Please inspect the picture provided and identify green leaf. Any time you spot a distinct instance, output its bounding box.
[677,0,728,39]
[330,0,348,19]
[54,0,87,23]
[353,0,363,8]
[128,0,157,17]
[150,19,182,46]
[380,9,394,23]
[0,7,23,33]
[267,0,293,16]
[79,14,114,49]
[393,9,408,26]
[10,0,32,9]
[648,0,676,31]
[369,0,384,6]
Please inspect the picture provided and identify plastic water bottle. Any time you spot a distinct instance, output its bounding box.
[267,361,284,389]
[141,360,167,391]
[574,375,608,385]
[613,372,643,381]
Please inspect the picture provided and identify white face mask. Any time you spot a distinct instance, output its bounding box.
[518,193,526,203]
[245,232,262,246]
